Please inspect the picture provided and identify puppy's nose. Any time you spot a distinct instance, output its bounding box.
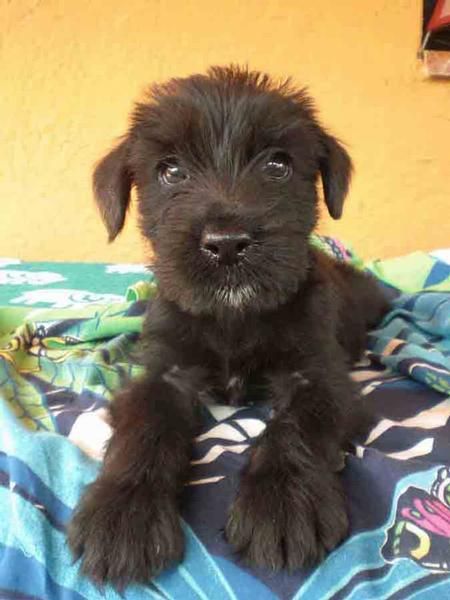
[200,230,252,265]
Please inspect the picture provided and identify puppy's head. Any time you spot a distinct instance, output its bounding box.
[94,66,352,315]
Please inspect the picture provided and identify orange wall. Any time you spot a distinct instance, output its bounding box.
[1,0,449,263]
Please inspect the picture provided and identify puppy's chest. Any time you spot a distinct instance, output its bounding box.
[207,354,267,406]
[202,324,263,367]
[200,314,302,365]
[200,325,277,406]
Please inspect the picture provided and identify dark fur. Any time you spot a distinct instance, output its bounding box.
[68,66,389,587]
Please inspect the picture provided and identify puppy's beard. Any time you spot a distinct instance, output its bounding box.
[214,283,256,309]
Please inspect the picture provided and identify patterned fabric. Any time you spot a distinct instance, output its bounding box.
[366,249,450,396]
[0,258,156,307]
[366,251,450,293]
[0,241,450,599]
[368,292,450,395]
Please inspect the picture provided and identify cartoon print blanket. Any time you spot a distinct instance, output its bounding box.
[0,240,450,599]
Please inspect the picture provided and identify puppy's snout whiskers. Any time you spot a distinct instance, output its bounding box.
[214,282,257,309]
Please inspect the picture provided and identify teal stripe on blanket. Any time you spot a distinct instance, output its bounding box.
[0,543,86,600]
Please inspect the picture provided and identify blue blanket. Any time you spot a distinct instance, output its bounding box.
[1,247,450,599]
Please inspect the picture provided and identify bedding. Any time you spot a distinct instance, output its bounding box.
[0,239,449,599]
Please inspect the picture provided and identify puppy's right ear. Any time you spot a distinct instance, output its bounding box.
[93,138,132,242]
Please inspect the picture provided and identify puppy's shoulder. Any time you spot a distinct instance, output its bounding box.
[303,247,343,300]
[142,294,188,340]
[308,246,348,284]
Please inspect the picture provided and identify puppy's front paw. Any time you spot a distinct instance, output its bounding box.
[67,479,184,588]
[225,466,348,571]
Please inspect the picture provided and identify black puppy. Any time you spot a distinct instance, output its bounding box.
[68,66,388,586]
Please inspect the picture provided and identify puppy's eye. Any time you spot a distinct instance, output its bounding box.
[158,161,189,186]
[262,152,292,181]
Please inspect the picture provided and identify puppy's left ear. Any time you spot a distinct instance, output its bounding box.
[319,133,353,220]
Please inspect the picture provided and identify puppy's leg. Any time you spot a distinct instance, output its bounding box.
[226,360,360,571]
[67,363,203,587]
